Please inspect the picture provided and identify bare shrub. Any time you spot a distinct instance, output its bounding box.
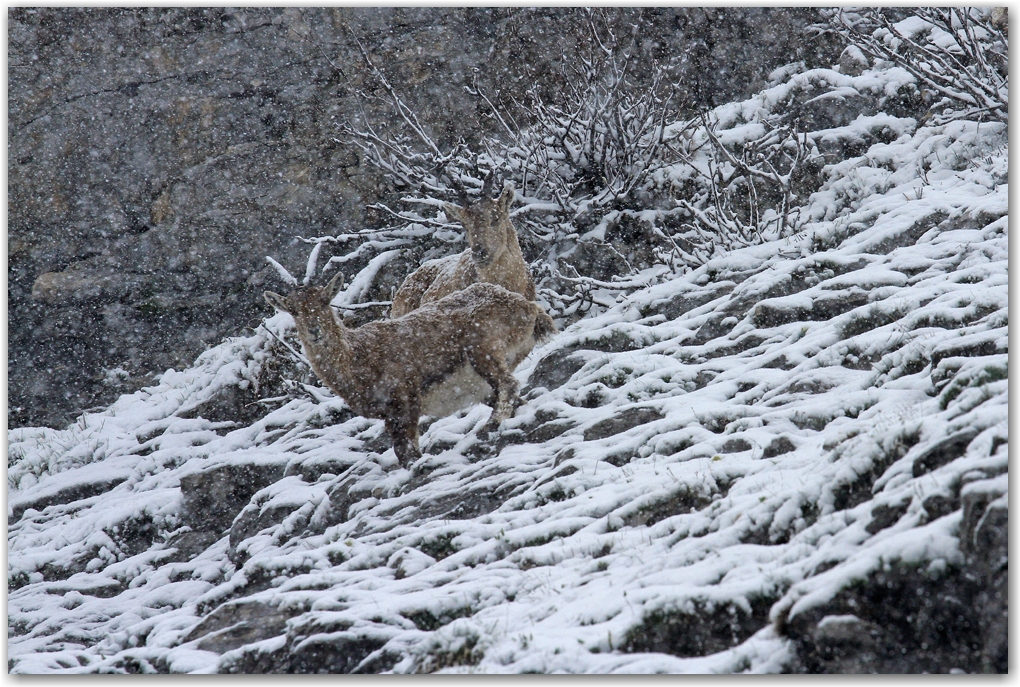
[660,111,821,264]
[827,8,1008,125]
[336,13,685,320]
[311,9,973,322]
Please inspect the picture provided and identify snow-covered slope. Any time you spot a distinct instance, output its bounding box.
[8,67,1007,674]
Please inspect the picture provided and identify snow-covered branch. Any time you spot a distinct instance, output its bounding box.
[830,8,1008,125]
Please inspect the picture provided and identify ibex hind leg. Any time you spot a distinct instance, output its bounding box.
[490,380,521,431]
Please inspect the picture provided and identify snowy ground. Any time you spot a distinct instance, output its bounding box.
[8,64,1007,673]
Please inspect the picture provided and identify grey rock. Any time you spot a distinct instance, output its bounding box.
[720,437,752,454]
[228,501,298,564]
[183,600,298,654]
[811,614,878,647]
[623,595,775,658]
[527,330,646,396]
[620,485,715,527]
[783,554,1000,673]
[921,492,959,521]
[911,428,979,477]
[864,212,948,256]
[577,329,648,353]
[783,472,1007,676]
[802,614,885,673]
[179,461,286,534]
[644,283,735,321]
[416,485,516,522]
[839,46,869,77]
[526,350,593,392]
[524,420,576,444]
[165,530,222,563]
[222,632,392,674]
[10,476,128,522]
[929,334,1006,386]
[691,313,739,344]
[864,499,909,535]
[968,501,1007,673]
[753,290,870,328]
[762,435,796,458]
[958,473,1007,673]
[583,406,663,441]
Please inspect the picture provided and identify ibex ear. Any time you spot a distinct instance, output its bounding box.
[497,181,515,214]
[326,271,346,300]
[264,291,289,313]
[442,202,464,224]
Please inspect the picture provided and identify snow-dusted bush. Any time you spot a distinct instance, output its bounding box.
[287,8,1005,326]
[827,8,1008,125]
[334,16,682,321]
[654,106,822,265]
[330,52,808,318]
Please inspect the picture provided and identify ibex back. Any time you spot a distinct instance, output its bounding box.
[266,278,556,466]
[390,179,536,318]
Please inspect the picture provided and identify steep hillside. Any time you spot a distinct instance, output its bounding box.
[8,59,1007,673]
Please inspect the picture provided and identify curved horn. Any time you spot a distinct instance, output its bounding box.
[303,242,324,285]
[447,172,471,207]
[266,256,298,286]
[480,169,495,198]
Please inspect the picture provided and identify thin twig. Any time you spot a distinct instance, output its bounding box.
[260,323,311,369]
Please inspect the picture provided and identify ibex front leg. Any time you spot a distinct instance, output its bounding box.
[385,405,422,467]
[469,349,520,435]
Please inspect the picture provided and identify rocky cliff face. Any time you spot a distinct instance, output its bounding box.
[9,7,834,429]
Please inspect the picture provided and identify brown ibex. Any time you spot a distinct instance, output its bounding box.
[264,262,556,466]
[390,174,536,317]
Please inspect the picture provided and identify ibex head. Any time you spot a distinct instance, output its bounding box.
[443,174,517,267]
[263,247,345,342]
[264,271,345,315]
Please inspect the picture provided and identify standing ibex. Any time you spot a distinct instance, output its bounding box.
[390,174,536,317]
[264,259,556,466]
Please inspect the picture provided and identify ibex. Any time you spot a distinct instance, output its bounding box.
[390,174,536,318]
[264,258,556,466]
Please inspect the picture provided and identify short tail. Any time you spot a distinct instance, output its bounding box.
[532,306,558,343]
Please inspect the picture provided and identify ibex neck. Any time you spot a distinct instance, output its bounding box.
[474,222,522,274]
[297,306,353,390]
[504,222,525,257]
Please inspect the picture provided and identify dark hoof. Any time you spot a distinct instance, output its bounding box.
[393,452,421,471]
